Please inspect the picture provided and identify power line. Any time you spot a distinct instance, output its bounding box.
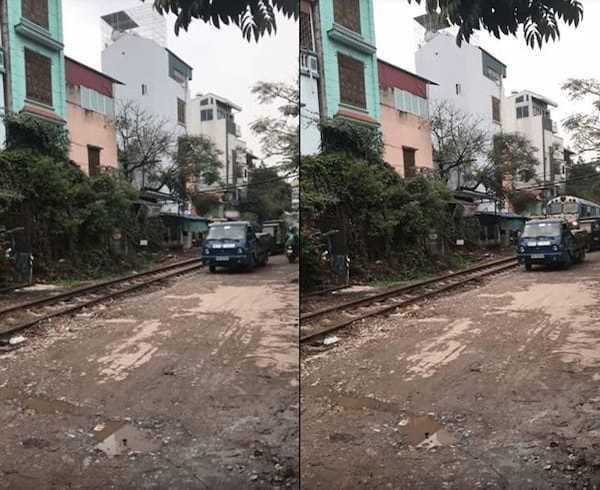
[191,172,298,196]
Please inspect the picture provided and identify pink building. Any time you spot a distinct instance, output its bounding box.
[378,59,437,178]
[65,57,122,177]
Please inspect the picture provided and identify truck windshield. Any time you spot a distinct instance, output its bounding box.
[521,222,561,238]
[207,225,246,240]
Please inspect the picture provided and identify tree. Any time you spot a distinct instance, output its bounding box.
[146,0,298,41]
[474,133,539,199]
[409,0,583,48]
[162,135,222,207]
[430,101,488,185]
[238,165,292,223]
[562,78,600,159]
[250,81,299,172]
[565,160,600,203]
[115,101,174,186]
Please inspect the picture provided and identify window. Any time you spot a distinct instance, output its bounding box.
[25,49,52,106]
[200,98,209,106]
[88,146,101,177]
[333,0,361,33]
[455,83,461,95]
[492,96,500,122]
[217,107,229,120]
[200,109,213,121]
[142,84,148,95]
[403,148,416,178]
[337,53,365,109]
[177,98,186,124]
[516,106,529,118]
[80,87,115,117]
[516,95,524,103]
[22,0,49,29]
[300,10,314,51]
[394,89,429,118]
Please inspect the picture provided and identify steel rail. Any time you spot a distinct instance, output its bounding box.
[0,262,204,338]
[300,260,518,343]
[302,284,352,299]
[301,256,517,322]
[0,257,201,318]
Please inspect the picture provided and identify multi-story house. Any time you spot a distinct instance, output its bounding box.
[378,59,437,178]
[502,90,565,194]
[1,0,66,145]
[300,0,322,155]
[415,26,506,189]
[65,57,121,177]
[317,0,379,127]
[100,6,192,190]
[187,93,253,201]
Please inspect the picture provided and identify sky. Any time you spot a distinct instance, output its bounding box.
[374,0,600,151]
[62,0,298,164]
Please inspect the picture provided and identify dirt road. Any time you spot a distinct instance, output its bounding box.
[0,255,298,489]
[302,252,600,489]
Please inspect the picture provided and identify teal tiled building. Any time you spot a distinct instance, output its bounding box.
[3,0,66,129]
[317,0,380,126]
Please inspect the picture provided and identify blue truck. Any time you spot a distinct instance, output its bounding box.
[201,221,269,273]
[517,218,588,271]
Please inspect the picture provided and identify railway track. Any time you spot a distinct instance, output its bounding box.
[0,258,204,338]
[300,256,518,344]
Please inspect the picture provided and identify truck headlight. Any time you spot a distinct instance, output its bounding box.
[204,249,209,255]
[552,245,559,251]
[519,247,525,253]
[238,248,245,254]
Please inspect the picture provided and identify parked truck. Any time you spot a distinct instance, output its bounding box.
[261,220,287,254]
[517,218,588,270]
[201,221,269,273]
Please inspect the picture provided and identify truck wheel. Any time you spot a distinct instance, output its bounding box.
[248,254,256,271]
[562,253,573,269]
[262,254,269,266]
[525,263,532,271]
[209,265,216,273]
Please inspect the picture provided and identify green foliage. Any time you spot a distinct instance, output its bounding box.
[251,81,299,172]
[238,165,292,223]
[562,78,600,159]
[0,148,138,273]
[506,190,538,214]
[408,0,583,48]
[148,0,298,41]
[191,194,220,216]
[320,118,384,163]
[300,152,452,289]
[164,135,222,203]
[4,113,70,161]
[476,133,539,199]
[565,161,600,203]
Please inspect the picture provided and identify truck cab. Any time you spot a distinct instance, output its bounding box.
[201,221,268,273]
[517,218,586,270]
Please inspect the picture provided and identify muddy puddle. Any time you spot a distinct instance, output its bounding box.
[0,387,87,416]
[93,422,158,457]
[331,393,455,447]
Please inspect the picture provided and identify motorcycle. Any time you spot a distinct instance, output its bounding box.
[286,244,297,264]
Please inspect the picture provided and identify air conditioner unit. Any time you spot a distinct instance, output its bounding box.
[301,51,319,79]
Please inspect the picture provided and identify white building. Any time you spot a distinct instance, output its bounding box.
[300,0,321,155]
[415,28,506,189]
[100,7,193,192]
[502,90,566,195]
[187,93,252,199]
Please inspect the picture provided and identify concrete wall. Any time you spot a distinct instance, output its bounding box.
[319,0,380,122]
[7,0,66,118]
[188,95,248,189]
[101,34,189,182]
[66,85,118,175]
[502,92,558,186]
[300,62,321,155]
[380,102,433,177]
